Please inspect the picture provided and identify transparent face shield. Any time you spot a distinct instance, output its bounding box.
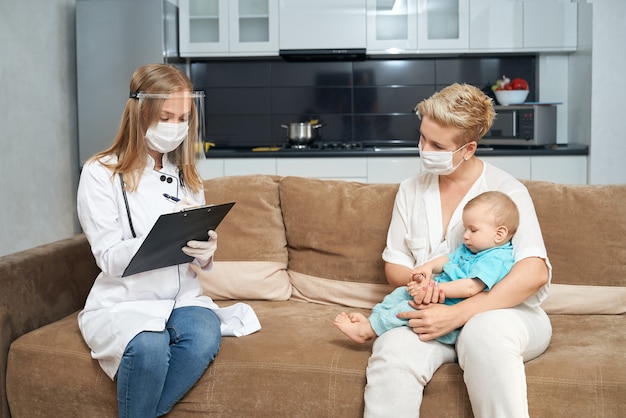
[135,91,206,165]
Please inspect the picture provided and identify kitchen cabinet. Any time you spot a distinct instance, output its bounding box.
[469,0,523,51]
[417,0,469,51]
[198,158,225,179]
[179,0,278,57]
[523,1,577,51]
[279,0,366,50]
[277,158,368,182]
[469,0,576,53]
[224,158,276,176]
[367,156,420,184]
[530,156,587,185]
[481,156,532,180]
[179,0,577,58]
[198,155,587,185]
[366,0,417,54]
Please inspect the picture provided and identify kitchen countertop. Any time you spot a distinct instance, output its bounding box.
[204,143,589,158]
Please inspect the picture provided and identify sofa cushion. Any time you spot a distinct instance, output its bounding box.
[200,175,291,301]
[523,181,626,314]
[523,180,626,288]
[541,283,626,314]
[6,304,374,417]
[7,305,625,417]
[525,314,626,417]
[279,177,397,308]
[6,312,118,417]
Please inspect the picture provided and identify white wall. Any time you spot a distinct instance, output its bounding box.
[0,0,80,256]
[588,0,626,184]
[568,0,593,148]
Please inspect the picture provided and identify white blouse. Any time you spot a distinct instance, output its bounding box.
[382,161,551,307]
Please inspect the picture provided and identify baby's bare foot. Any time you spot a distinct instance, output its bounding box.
[333,312,375,344]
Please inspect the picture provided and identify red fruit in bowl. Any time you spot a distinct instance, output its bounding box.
[503,83,513,90]
[511,77,529,90]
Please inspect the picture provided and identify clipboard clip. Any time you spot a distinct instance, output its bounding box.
[182,203,215,215]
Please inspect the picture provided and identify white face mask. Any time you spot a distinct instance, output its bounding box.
[419,142,469,175]
[145,122,188,153]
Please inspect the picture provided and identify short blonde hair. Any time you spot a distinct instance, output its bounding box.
[415,83,495,145]
[464,191,519,238]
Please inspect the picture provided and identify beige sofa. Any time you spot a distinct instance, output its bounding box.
[2,175,625,417]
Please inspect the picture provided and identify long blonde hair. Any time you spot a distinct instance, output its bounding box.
[90,63,203,193]
[415,83,496,145]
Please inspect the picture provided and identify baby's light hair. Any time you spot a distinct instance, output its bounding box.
[464,191,520,238]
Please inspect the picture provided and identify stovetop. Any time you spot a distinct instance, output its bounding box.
[281,141,363,151]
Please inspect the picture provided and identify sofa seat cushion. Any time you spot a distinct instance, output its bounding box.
[525,314,626,417]
[8,300,626,417]
[6,311,118,417]
[6,302,372,417]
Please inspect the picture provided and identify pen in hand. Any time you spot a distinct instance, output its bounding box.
[163,193,180,203]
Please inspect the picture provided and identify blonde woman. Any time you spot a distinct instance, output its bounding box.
[77,63,259,418]
[364,83,551,418]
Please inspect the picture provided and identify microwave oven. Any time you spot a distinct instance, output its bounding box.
[482,104,557,146]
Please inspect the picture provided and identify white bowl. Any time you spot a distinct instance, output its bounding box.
[494,90,529,105]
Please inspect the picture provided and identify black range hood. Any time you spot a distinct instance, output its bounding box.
[280,48,366,62]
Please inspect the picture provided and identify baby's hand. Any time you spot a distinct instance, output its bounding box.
[410,271,428,283]
[407,278,432,297]
[408,276,442,305]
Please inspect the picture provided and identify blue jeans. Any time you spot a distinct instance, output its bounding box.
[116,306,221,418]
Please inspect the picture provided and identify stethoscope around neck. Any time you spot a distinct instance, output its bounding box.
[118,171,183,239]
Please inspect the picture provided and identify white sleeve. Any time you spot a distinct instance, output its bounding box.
[508,187,548,264]
[382,179,418,269]
[488,167,552,306]
[77,161,144,276]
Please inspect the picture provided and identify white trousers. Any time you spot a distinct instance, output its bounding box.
[364,304,551,418]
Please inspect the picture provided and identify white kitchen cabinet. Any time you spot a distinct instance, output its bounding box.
[531,155,587,185]
[224,158,277,176]
[276,158,368,182]
[469,0,523,51]
[198,158,225,179]
[522,1,577,51]
[481,156,532,180]
[179,0,229,55]
[179,0,278,57]
[366,0,418,53]
[417,0,469,50]
[367,156,420,184]
[199,155,587,185]
[279,0,366,50]
[228,0,279,56]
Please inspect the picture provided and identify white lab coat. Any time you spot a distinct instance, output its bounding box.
[77,154,260,379]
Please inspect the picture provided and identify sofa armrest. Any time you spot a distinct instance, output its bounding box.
[0,234,98,340]
[0,234,99,418]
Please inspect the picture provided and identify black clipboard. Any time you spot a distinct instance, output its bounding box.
[122,202,236,277]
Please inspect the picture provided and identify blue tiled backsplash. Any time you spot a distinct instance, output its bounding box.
[191,55,536,148]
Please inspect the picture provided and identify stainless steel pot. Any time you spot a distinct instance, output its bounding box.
[281,122,323,146]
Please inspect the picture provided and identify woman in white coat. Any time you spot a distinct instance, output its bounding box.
[77,63,259,418]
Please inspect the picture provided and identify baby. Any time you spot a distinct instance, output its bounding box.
[334,190,519,345]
